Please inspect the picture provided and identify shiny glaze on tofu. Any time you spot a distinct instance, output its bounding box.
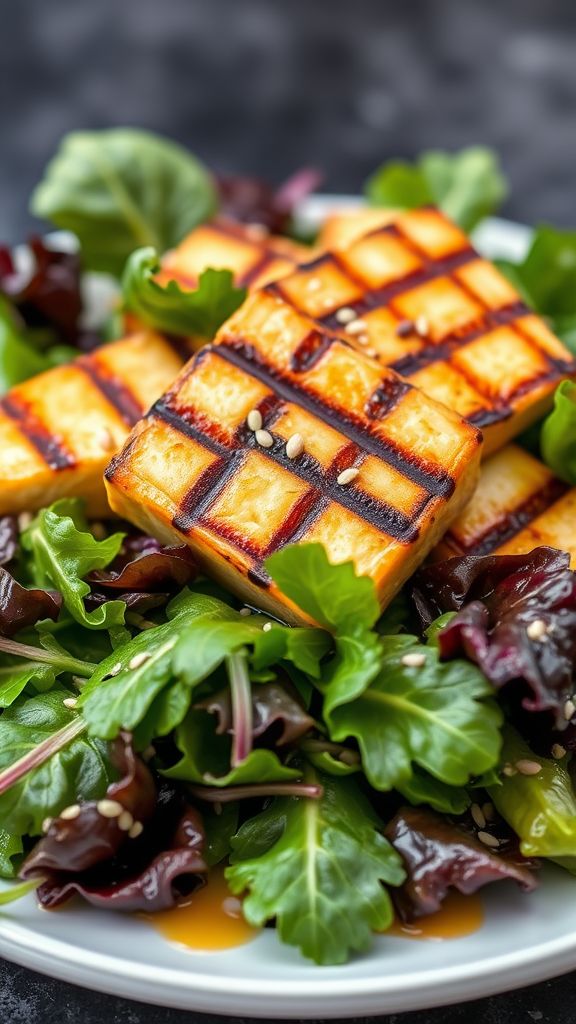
[0,332,183,517]
[106,308,481,625]
[434,443,576,566]
[273,207,576,455]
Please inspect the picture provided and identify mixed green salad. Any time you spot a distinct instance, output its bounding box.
[0,131,575,966]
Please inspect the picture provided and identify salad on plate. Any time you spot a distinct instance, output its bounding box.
[0,131,575,967]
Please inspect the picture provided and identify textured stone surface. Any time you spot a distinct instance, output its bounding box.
[2,0,576,1019]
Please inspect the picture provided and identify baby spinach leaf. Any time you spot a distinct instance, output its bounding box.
[226,764,404,964]
[0,829,22,879]
[22,499,126,631]
[0,690,111,838]
[0,661,56,708]
[366,147,507,232]
[541,380,576,485]
[327,635,501,791]
[396,767,470,816]
[31,129,217,276]
[122,249,246,338]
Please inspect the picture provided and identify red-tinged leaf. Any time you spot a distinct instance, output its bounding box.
[88,542,196,593]
[0,237,83,345]
[0,568,61,637]
[197,680,315,747]
[0,517,18,567]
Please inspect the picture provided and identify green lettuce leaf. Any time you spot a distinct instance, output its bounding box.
[0,830,22,879]
[366,147,507,232]
[226,764,404,964]
[327,634,501,791]
[122,249,246,338]
[0,297,49,394]
[0,661,56,709]
[541,380,576,484]
[396,766,470,815]
[31,129,217,276]
[0,690,111,838]
[22,498,126,631]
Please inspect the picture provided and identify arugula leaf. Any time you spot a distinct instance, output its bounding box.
[122,249,246,338]
[226,764,404,964]
[22,498,126,630]
[163,708,301,785]
[488,726,576,866]
[204,802,239,867]
[0,830,22,879]
[366,147,507,232]
[327,634,502,791]
[0,690,111,838]
[0,297,48,394]
[0,661,56,708]
[31,129,217,276]
[541,380,576,484]
[396,767,470,815]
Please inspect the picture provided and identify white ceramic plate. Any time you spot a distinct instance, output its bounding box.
[3,202,574,1020]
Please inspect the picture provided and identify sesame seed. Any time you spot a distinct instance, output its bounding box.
[477,830,501,849]
[401,652,426,668]
[109,662,123,677]
[471,803,486,829]
[345,318,368,336]
[337,467,360,486]
[552,743,567,759]
[42,817,53,833]
[415,315,430,337]
[306,277,321,292]
[247,409,263,432]
[564,698,576,721]
[365,347,378,357]
[128,651,151,670]
[255,428,274,449]
[60,804,81,820]
[482,802,495,822]
[515,759,542,776]
[118,810,134,832]
[17,511,33,531]
[262,622,273,632]
[321,296,335,309]
[63,697,78,709]
[502,763,517,776]
[96,428,115,452]
[396,319,415,338]
[286,433,305,459]
[97,799,124,819]
[239,607,252,617]
[129,821,144,840]
[335,307,357,325]
[355,334,369,346]
[526,619,548,641]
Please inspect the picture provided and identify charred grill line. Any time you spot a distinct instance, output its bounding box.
[150,401,230,458]
[239,251,277,288]
[174,450,247,533]
[290,331,336,373]
[77,358,143,427]
[0,395,76,471]
[217,341,456,498]
[263,491,330,556]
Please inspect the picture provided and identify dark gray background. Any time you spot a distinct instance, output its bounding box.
[1,0,576,1020]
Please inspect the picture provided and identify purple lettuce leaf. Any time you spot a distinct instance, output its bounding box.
[196,680,315,747]
[414,547,576,724]
[0,237,84,346]
[216,168,322,233]
[87,538,196,593]
[0,517,18,567]
[0,568,61,637]
[385,806,537,921]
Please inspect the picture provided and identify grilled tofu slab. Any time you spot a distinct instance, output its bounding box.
[434,443,576,565]
[271,207,576,454]
[0,332,183,517]
[159,218,311,292]
[106,306,481,624]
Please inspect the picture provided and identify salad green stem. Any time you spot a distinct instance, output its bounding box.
[0,876,46,906]
[0,637,95,678]
[0,717,86,796]
[188,781,324,803]
[227,650,253,767]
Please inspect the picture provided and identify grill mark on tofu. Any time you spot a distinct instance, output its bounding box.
[264,492,330,554]
[238,251,277,288]
[174,450,246,532]
[0,394,76,470]
[217,340,456,499]
[448,476,570,556]
[77,357,143,426]
[290,331,335,373]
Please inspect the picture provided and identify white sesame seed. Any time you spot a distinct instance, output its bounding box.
[564,698,576,721]
[255,428,274,449]
[118,810,134,832]
[482,802,495,822]
[97,799,124,819]
[17,511,33,531]
[552,743,567,760]
[471,803,486,829]
[306,277,321,292]
[262,622,273,632]
[515,759,542,776]
[321,296,335,309]
[401,652,426,668]
[128,651,151,670]
[365,347,378,357]
[247,409,263,432]
[477,830,501,849]
[109,662,123,677]
[60,804,81,820]
[415,315,430,337]
[526,619,548,641]
[502,763,517,777]
[286,433,305,459]
[42,817,53,834]
[345,318,368,336]
[337,467,360,486]
[129,821,144,839]
[239,607,252,617]
[63,697,78,709]
[335,306,357,325]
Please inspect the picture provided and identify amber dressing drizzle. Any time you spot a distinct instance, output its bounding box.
[387,891,484,941]
[142,867,258,952]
